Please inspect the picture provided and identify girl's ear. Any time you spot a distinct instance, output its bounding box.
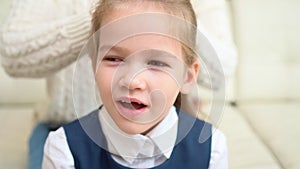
[180,60,199,94]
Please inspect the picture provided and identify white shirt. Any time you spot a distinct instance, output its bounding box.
[100,106,178,168]
[42,107,228,169]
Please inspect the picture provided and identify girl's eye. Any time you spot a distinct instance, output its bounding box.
[103,56,124,62]
[148,60,169,67]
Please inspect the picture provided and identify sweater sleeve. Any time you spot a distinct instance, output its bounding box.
[0,0,92,78]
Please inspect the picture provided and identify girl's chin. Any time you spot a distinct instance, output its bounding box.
[108,106,165,134]
[116,105,165,125]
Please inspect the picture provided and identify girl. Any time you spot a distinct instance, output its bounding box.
[42,0,227,168]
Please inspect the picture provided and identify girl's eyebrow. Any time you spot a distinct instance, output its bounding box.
[99,46,179,60]
[99,45,130,54]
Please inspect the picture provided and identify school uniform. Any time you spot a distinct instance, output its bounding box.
[42,106,227,169]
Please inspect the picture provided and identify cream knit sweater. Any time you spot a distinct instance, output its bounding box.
[0,0,237,122]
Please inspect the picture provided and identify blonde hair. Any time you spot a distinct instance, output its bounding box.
[91,0,198,110]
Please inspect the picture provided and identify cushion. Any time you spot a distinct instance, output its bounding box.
[239,102,300,169]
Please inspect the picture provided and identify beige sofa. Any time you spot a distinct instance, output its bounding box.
[0,0,299,169]
[219,0,300,169]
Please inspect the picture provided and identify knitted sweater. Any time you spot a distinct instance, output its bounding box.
[0,0,237,122]
[0,0,95,121]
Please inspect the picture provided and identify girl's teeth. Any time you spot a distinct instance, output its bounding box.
[120,100,128,103]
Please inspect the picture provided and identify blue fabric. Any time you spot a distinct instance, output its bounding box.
[64,109,212,169]
[28,122,62,169]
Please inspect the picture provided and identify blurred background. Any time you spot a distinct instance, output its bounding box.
[0,1,47,169]
[0,0,299,169]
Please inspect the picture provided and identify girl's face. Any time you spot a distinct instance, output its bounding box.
[95,4,198,134]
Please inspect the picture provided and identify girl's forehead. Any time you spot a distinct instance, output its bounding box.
[98,35,184,63]
[108,35,181,55]
[96,3,193,61]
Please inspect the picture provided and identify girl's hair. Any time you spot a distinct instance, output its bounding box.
[91,0,198,110]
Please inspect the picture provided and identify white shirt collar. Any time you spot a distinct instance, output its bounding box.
[99,106,178,165]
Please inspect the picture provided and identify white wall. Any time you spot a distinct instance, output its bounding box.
[0,0,47,105]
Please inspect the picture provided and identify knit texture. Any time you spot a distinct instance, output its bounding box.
[0,0,96,121]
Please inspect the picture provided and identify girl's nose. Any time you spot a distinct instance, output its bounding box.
[119,75,147,91]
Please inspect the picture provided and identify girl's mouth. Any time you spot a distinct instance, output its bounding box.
[116,97,148,117]
[119,100,147,110]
